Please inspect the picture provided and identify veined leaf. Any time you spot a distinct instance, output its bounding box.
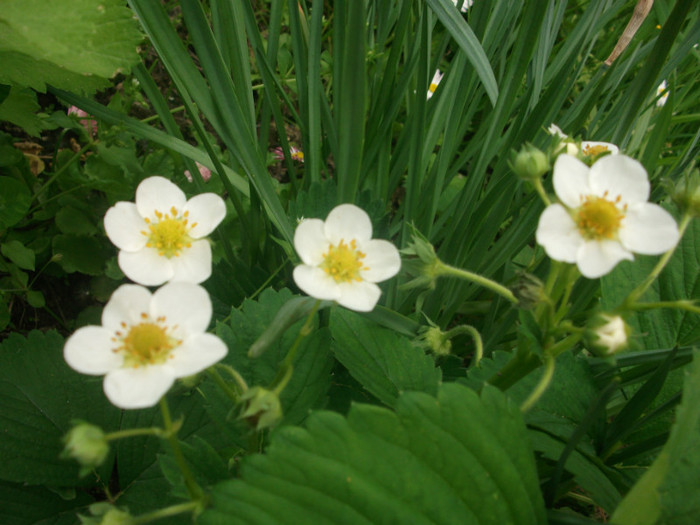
[201,383,546,525]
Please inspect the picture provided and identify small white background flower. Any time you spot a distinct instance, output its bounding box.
[427,70,444,99]
[536,154,679,278]
[64,282,227,409]
[104,176,226,286]
[547,123,619,157]
[656,80,669,107]
[293,204,401,312]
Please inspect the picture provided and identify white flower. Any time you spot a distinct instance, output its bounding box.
[547,123,619,158]
[452,0,474,12]
[64,282,227,409]
[536,154,679,278]
[427,70,444,99]
[104,176,226,286]
[293,204,401,312]
[656,80,669,107]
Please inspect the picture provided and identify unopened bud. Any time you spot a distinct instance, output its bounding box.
[669,168,700,218]
[78,503,133,525]
[585,314,629,357]
[61,422,109,476]
[400,228,440,291]
[510,143,550,181]
[417,325,452,356]
[510,272,545,310]
[240,387,283,431]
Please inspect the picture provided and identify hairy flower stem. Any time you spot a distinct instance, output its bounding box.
[131,501,201,525]
[532,177,552,206]
[444,325,484,367]
[520,354,555,412]
[622,213,691,308]
[104,427,164,441]
[435,261,518,305]
[269,299,321,393]
[159,398,203,502]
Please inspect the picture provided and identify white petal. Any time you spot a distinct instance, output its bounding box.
[293,265,341,301]
[547,123,567,138]
[118,248,174,286]
[183,193,226,238]
[535,204,582,263]
[324,204,372,244]
[152,282,212,334]
[359,239,401,283]
[581,141,619,155]
[553,155,591,208]
[102,284,153,330]
[589,155,649,205]
[103,366,175,409]
[167,333,227,378]
[294,219,328,266]
[103,202,148,251]
[135,176,187,220]
[64,326,122,374]
[168,240,212,284]
[576,240,633,279]
[336,281,382,312]
[620,203,679,255]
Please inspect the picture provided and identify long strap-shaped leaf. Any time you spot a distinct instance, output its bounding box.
[425,0,499,106]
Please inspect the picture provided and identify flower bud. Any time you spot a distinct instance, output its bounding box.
[669,168,700,218]
[400,229,440,291]
[417,325,452,356]
[510,272,544,310]
[239,386,283,431]
[585,314,629,356]
[61,422,109,476]
[78,503,133,525]
[509,143,550,181]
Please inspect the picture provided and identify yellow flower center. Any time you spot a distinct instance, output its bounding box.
[428,83,438,93]
[113,313,181,368]
[576,193,626,240]
[582,144,609,157]
[291,150,304,161]
[141,207,196,258]
[321,239,369,283]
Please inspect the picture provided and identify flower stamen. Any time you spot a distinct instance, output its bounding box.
[146,207,194,258]
[583,144,610,157]
[321,239,370,283]
[576,195,626,240]
[114,314,181,368]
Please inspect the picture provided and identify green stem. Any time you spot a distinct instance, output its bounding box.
[532,177,552,206]
[520,354,555,412]
[445,324,484,367]
[624,299,700,315]
[436,261,518,305]
[159,398,203,501]
[131,500,201,525]
[623,213,691,307]
[207,368,241,403]
[268,299,321,392]
[30,142,93,207]
[104,427,164,441]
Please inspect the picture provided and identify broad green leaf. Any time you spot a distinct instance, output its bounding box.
[55,206,98,236]
[25,290,45,308]
[0,331,120,486]
[0,0,142,92]
[0,479,93,525]
[201,383,546,525]
[0,86,48,137]
[1,240,35,271]
[0,176,31,229]
[330,308,441,407]
[52,234,109,275]
[611,352,700,525]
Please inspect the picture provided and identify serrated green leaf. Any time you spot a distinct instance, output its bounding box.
[55,206,98,236]
[601,217,700,349]
[0,331,120,486]
[1,240,35,271]
[0,479,93,525]
[201,383,546,525]
[0,0,142,89]
[0,176,31,229]
[330,308,441,407]
[212,288,334,429]
[611,352,700,525]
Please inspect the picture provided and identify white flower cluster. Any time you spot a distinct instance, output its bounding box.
[64,177,228,409]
